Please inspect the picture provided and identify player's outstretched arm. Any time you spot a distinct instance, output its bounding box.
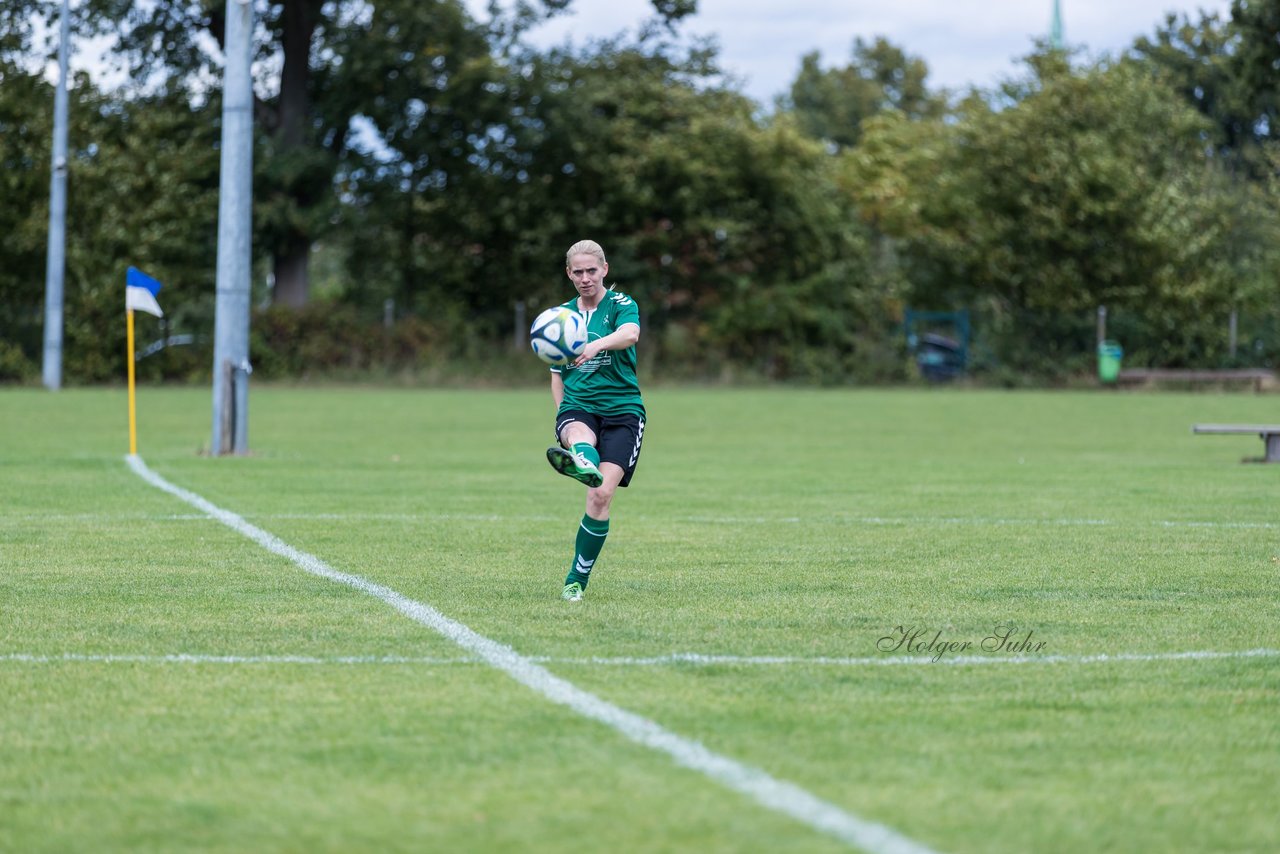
[574,323,640,366]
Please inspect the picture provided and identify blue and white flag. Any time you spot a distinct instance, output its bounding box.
[126,266,164,317]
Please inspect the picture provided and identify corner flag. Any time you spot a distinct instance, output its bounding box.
[125,266,165,456]
[126,266,164,317]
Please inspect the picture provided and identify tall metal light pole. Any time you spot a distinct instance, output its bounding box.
[211,0,254,455]
[42,0,71,391]
[1050,0,1065,50]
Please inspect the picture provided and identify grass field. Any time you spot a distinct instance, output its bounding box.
[1,385,1277,853]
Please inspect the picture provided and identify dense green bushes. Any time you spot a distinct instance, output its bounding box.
[5,6,1280,387]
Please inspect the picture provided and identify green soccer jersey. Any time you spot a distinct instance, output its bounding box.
[552,289,645,418]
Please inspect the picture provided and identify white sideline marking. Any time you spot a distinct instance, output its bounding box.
[6,648,1276,668]
[573,649,1280,667]
[124,455,937,854]
[6,510,1276,530]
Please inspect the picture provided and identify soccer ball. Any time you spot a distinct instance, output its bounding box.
[530,305,588,366]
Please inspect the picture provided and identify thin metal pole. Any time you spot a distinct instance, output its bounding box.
[42,0,71,391]
[211,0,255,455]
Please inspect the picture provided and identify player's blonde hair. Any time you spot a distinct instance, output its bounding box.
[565,239,606,268]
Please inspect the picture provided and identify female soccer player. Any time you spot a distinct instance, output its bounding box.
[545,240,646,601]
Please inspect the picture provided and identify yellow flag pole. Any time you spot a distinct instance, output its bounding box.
[127,308,138,455]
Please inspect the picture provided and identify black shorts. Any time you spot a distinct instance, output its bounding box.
[555,410,646,487]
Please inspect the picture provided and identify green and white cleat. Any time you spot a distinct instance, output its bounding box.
[561,581,584,602]
[546,446,604,488]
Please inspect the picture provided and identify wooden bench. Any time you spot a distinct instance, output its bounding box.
[1119,368,1276,392]
[1192,424,1280,463]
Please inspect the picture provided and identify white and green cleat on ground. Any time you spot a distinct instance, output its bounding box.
[546,446,604,488]
[561,581,584,601]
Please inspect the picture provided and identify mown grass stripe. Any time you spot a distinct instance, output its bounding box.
[0,653,471,665]
[5,648,1275,668]
[6,511,1276,530]
[125,454,940,854]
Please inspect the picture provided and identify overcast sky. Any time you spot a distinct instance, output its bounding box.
[465,0,1234,104]
[53,1,1234,104]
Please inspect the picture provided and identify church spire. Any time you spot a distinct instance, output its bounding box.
[1050,0,1065,50]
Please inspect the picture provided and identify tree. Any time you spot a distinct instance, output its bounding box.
[1130,11,1268,177]
[1229,0,1280,139]
[91,0,499,307]
[0,57,56,379]
[331,28,888,379]
[62,84,223,382]
[13,0,698,308]
[0,52,223,383]
[848,52,1280,370]
[512,38,886,379]
[783,36,944,151]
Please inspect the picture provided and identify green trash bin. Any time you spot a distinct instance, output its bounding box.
[1097,340,1123,384]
